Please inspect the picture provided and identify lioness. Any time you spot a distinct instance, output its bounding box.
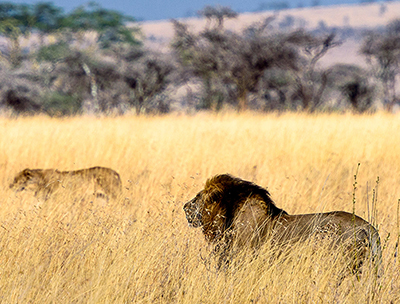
[10,166,122,200]
[184,174,381,272]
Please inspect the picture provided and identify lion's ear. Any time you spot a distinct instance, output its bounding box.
[204,188,223,204]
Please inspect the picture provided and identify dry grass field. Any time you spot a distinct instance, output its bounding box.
[1,112,400,303]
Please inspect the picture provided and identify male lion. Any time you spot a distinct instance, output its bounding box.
[183,174,381,272]
[10,166,122,200]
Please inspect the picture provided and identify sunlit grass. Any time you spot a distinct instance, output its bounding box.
[0,112,399,303]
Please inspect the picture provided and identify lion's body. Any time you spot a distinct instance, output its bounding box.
[183,174,381,270]
[10,166,122,200]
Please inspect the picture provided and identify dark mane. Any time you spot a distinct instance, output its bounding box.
[205,174,288,218]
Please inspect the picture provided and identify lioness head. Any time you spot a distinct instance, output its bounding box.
[9,169,45,193]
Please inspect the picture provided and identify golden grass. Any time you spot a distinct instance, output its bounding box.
[1,112,400,303]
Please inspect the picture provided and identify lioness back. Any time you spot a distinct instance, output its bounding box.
[10,166,122,200]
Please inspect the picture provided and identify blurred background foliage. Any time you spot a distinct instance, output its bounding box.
[0,2,399,115]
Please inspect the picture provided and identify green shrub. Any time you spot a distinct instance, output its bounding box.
[41,92,81,116]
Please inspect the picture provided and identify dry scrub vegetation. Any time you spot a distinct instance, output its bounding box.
[0,113,400,303]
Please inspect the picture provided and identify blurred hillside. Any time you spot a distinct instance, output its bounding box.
[141,2,400,66]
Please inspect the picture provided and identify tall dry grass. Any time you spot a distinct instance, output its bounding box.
[0,112,399,303]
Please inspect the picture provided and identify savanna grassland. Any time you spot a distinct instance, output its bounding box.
[0,112,400,303]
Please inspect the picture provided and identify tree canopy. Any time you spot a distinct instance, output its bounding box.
[0,2,140,67]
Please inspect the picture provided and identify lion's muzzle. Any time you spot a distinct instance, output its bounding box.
[183,197,203,228]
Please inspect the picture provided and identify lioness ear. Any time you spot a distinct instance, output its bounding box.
[23,169,33,178]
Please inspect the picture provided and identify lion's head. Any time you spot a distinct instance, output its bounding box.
[183,174,287,243]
